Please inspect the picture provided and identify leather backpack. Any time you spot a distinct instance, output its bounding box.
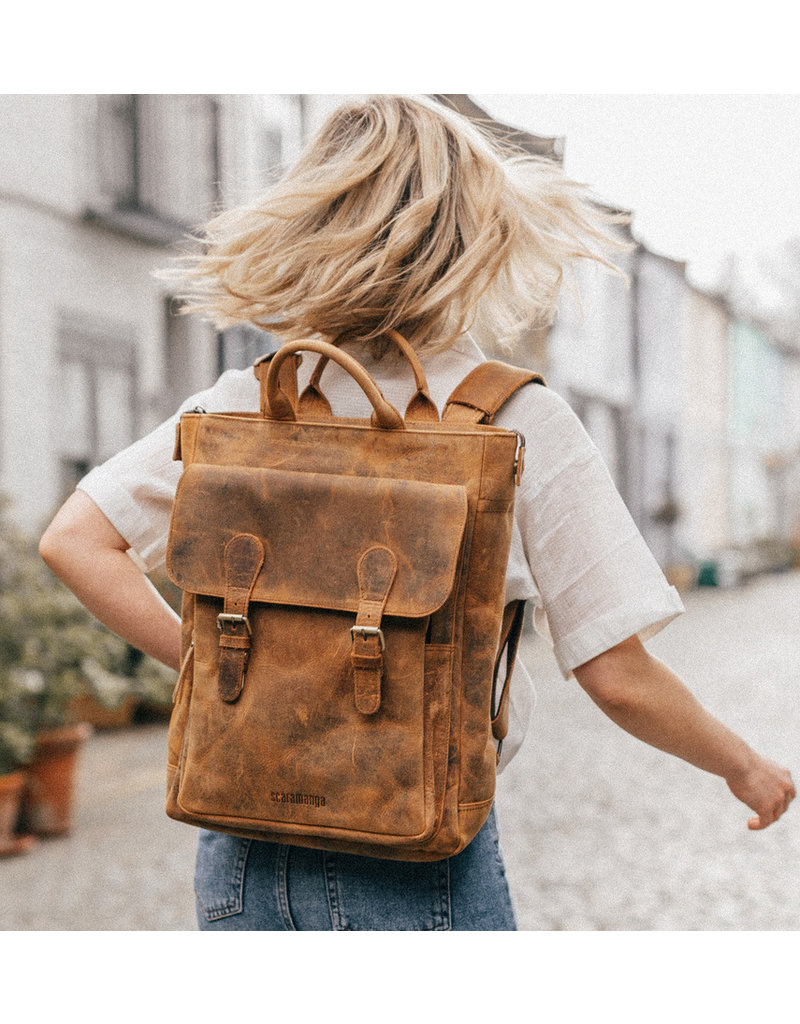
[165,332,544,861]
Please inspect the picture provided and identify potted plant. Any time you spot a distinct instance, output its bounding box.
[0,497,130,836]
[14,579,132,835]
[69,658,138,729]
[0,671,37,857]
[1,497,177,836]
[0,508,38,853]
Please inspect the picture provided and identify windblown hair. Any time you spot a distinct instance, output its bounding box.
[168,94,628,354]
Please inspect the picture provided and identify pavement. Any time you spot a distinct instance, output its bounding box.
[2,570,798,931]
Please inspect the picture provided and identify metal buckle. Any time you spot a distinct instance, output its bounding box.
[350,625,385,652]
[217,613,252,636]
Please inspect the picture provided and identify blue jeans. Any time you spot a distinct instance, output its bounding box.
[194,806,517,931]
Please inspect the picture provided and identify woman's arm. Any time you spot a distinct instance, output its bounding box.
[39,490,182,672]
[574,635,795,830]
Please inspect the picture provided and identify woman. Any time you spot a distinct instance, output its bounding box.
[40,95,794,930]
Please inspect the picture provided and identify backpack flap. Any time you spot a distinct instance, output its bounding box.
[167,462,467,616]
[166,462,468,710]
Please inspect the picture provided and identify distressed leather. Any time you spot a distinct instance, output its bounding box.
[351,546,398,714]
[167,466,467,618]
[166,336,542,860]
[298,330,440,424]
[217,533,264,703]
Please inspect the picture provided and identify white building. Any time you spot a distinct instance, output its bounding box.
[678,287,733,561]
[0,94,302,529]
[727,318,789,550]
[628,248,689,568]
[781,345,800,546]
[8,93,793,577]
[545,240,637,502]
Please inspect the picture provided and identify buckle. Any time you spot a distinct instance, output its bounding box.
[350,625,385,652]
[217,613,252,636]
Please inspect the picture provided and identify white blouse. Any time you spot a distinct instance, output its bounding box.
[78,334,683,770]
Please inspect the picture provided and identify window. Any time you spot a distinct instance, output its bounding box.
[57,318,138,498]
[96,95,139,208]
[262,126,284,183]
[162,299,219,417]
[94,95,220,233]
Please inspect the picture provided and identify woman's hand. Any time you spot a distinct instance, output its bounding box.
[725,754,796,830]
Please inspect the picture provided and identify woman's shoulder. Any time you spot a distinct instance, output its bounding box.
[492,378,602,495]
[493,374,578,430]
[423,338,576,437]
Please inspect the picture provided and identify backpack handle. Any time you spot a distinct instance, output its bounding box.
[300,330,439,423]
[264,339,406,430]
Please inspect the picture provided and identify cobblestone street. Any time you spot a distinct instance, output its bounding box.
[497,569,800,930]
[2,571,798,931]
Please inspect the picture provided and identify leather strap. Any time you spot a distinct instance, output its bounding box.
[351,546,397,715]
[299,330,439,424]
[443,361,545,425]
[253,351,301,418]
[264,340,405,429]
[218,533,265,703]
[254,332,439,424]
[491,600,526,747]
[443,362,542,746]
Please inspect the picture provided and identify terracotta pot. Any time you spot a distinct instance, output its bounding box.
[0,771,37,857]
[20,722,92,837]
[69,692,138,730]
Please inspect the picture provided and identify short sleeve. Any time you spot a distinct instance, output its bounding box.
[77,368,259,573]
[496,386,684,678]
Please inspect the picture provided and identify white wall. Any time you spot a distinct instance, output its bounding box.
[548,254,635,408]
[636,250,688,425]
[677,288,731,557]
[0,96,87,216]
[0,198,213,526]
[782,355,800,541]
[0,95,263,529]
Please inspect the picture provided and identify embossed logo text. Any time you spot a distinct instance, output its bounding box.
[270,791,327,807]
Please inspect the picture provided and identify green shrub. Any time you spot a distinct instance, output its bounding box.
[0,497,174,743]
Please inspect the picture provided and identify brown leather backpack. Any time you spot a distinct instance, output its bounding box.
[165,333,543,861]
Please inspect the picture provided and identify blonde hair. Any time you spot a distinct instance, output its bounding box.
[168,94,628,354]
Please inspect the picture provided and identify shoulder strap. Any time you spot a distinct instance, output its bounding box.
[444,362,544,761]
[442,360,546,425]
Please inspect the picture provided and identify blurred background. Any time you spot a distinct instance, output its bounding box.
[2,92,798,579]
[0,93,798,930]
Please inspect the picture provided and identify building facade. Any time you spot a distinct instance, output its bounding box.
[678,286,732,560]
[547,234,799,576]
[0,94,300,528]
[727,319,786,548]
[544,241,637,503]
[3,93,797,578]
